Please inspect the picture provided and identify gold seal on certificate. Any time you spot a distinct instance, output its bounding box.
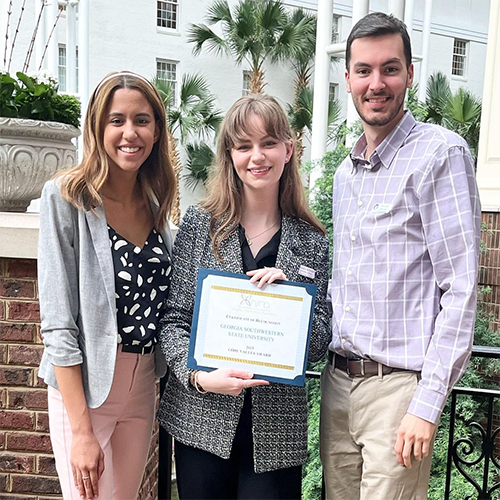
[187,268,317,386]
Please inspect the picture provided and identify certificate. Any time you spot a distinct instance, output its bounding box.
[187,268,317,386]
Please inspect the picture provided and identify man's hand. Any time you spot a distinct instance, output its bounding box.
[394,413,436,468]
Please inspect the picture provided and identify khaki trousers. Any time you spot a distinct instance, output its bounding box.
[320,360,434,500]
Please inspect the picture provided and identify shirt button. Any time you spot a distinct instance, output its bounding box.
[341,338,346,344]
[344,305,350,312]
[351,234,356,242]
[347,269,352,276]
[358,199,363,207]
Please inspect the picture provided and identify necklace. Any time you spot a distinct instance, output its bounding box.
[245,220,279,246]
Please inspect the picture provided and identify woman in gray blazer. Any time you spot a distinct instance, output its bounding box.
[158,94,331,499]
[38,71,176,500]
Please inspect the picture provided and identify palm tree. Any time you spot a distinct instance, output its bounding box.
[187,0,314,94]
[287,86,342,163]
[422,72,482,161]
[152,73,223,222]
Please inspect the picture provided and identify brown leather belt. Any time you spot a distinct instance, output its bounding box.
[328,351,399,376]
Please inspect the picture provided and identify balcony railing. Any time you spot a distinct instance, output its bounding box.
[158,347,500,500]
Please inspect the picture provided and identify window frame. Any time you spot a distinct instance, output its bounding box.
[451,38,468,79]
[157,0,179,32]
[156,58,179,106]
[242,70,252,96]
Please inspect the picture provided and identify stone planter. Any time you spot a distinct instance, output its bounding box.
[0,117,80,212]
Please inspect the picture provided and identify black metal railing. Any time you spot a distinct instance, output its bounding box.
[445,347,500,500]
[158,347,500,500]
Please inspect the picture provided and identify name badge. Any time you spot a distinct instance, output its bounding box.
[299,265,316,279]
[372,203,392,214]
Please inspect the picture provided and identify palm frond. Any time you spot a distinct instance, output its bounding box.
[187,23,228,57]
[183,142,215,190]
[205,0,232,24]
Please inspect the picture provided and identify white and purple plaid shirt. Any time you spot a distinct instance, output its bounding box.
[329,111,481,424]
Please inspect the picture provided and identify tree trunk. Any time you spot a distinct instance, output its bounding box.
[294,129,305,167]
[168,131,182,226]
[250,70,266,94]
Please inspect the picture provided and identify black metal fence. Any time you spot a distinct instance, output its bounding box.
[445,347,500,500]
[158,347,500,500]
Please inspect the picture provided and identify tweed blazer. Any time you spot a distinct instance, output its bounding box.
[38,179,172,409]
[157,205,330,473]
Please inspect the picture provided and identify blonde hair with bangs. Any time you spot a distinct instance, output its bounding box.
[202,94,324,260]
[56,71,176,231]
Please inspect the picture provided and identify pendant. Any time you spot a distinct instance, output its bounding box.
[247,237,253,246]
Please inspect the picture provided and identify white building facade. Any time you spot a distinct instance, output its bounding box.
[0,0,491,209]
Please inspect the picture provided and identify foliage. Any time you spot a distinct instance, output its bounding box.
[153,73,222,145]
[184,142,215,190]
[287,86,342,145]
[428,300,500,500]
[302,144,349,250]
[0,70,80,126]
[188,0,316,94]
[419,72,482,162]
[51,93,81,128]
[302,360,324,500]
[152,73,222,191]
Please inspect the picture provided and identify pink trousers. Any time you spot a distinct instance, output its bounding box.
[48,346,156,500]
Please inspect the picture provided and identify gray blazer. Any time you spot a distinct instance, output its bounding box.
[38,179,172,409]
[157,205,330,474]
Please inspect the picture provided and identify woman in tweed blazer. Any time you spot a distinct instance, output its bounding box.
[158,95,330,499]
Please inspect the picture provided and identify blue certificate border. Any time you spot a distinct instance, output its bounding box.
[187,268,317,386]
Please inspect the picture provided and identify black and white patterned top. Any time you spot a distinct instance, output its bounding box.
[108,225,172,348]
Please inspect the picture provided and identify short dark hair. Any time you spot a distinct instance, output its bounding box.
[345,12,412,70]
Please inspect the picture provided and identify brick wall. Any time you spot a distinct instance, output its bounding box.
[479,212,500,332]
[0,257,159,499]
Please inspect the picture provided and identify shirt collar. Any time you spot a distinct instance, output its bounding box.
[350,111,417,172]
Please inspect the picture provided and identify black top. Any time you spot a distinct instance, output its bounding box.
[238,225,281,272]
[108,225,171,348]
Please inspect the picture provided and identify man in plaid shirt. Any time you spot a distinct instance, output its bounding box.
[320,12,481,500]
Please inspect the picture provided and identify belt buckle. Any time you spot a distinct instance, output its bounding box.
[359,359,365,376]
[346,358,365,376]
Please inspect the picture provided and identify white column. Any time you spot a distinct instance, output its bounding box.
[404,0,415,37]
[66,0,77,94]
[311,0,333,164]
[417,0,433,102]
[476,0,500,211]
[78,0,89,159]
[388,0,405,20]
[345,0,370,146]
[46,0,59,78]
[35,0,47,71]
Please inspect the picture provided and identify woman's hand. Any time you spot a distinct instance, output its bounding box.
[247,267,287,288]
[196,368,269,396]
[71,431,105,499]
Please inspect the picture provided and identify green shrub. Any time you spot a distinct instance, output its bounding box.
[0,71,81,127]
[51,93,81,128]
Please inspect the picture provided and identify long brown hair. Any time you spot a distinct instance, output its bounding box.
[202,94,324,260]
[56,71,176,230]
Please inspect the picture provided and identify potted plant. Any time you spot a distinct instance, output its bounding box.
[0,70,81,212]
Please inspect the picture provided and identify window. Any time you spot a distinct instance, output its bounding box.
[157,0,178,30]
[156,59,178,105]
[452,39,468,77]
[332,15,340,43]
[242,71,252,96]
[58,45,79,92]
[329,83,339,103]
